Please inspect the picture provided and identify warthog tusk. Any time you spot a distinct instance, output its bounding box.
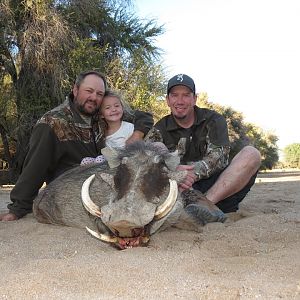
[81,174,101,217]
[85,226,118,243]
[154,179,178,220]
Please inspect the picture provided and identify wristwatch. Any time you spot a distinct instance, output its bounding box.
[194,171,201,181]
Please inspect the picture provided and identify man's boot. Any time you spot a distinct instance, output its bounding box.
[182,189,227,225]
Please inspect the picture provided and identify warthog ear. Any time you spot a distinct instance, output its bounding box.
[177,137,187,156]
[101,147,120,168]
[164,138,185,171]
[164,150,181,171]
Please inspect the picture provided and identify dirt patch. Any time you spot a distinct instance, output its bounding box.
[1,170,300,299]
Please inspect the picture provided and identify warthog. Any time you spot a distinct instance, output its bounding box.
[33,141,225,249]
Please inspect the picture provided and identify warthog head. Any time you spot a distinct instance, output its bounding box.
[81,141,187,249]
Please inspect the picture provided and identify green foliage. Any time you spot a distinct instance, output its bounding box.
[57,0,163,62]
[283,143,300,168]
[104,51,167,118]
[0,74,17,165]
[199,97,248,158]
[0,0,166,179]
[66,38,108,90]
[246,124,279,170]
[0,0,281,179]
[0,75,17,126]
[0,0,75,176]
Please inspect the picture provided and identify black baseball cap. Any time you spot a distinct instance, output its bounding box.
[167,74,196,95]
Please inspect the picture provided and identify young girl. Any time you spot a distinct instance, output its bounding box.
[101,90,134,149]
[81,90,134,165]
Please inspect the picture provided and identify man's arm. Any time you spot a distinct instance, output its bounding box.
[191,112,231,180]
[125,130,144,144]
[191,143,231,181]
[123,110,154,138]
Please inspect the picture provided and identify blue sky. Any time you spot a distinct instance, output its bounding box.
[135,0,300,150]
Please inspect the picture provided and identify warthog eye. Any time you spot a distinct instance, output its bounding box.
[142,163,169,201]
[114,164,131,199]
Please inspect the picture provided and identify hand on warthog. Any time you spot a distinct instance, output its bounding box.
[0,212,18,221]
[176,165,197,192]
[125,131,144,145]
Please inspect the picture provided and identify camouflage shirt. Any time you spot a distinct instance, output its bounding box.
[9,98,153,218]
[145,106,230,180]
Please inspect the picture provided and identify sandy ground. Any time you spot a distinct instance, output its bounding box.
[0,170,300,300]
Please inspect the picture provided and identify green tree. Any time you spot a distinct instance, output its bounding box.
[0,0,280,182]
[0,74,16,168]
[57,0,164,86]
[104,51,166,115]
[246,124,279,170]
[283,143,300,168]
[0,0,74,180]
[199,97,249,159]
[0,0,165,181]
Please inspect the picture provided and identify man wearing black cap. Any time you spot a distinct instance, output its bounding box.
[146,73,261,224]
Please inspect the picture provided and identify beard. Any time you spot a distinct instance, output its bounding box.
[172,110,189,121]
[74,97,99,117]
[173,113,188,120]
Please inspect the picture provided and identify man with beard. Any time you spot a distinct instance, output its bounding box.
[0,70,153,221]
[145,74,261,224]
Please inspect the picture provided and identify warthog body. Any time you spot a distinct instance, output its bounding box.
[33,141,214,249]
